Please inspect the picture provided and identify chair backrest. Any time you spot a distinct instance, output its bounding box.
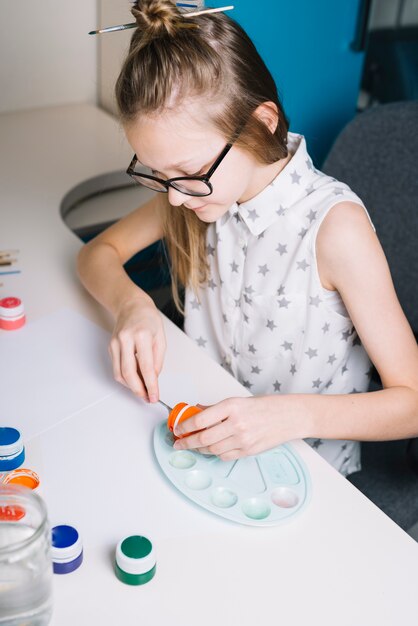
[322,101,418,334]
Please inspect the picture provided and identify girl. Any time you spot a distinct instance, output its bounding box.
[78,0,418,476]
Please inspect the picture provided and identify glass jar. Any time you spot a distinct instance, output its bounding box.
[0,485,53,626]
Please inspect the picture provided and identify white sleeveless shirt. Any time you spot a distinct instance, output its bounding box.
[184,132,373,476]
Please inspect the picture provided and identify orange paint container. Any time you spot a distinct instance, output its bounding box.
[167,403,203,440]
[3,469,40,491]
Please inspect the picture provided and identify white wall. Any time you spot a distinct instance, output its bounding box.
[98,0,134,116]
[0,1,98,114]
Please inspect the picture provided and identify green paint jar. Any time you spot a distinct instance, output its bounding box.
[115,535,156,586]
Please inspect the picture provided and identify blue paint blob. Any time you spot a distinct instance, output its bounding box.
[52,525,79,548]
[0,427,20,446]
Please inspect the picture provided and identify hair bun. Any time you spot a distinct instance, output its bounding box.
[131,0,183,37]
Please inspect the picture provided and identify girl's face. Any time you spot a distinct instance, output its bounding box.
[124,104,274,223]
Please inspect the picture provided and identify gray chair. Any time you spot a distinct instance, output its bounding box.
[322,101,418,531]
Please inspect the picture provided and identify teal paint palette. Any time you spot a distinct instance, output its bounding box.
[153,421,311,527]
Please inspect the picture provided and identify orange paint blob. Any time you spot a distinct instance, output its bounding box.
[4,469,40,490]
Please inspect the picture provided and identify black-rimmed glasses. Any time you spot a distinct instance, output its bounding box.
[126,141,234,198]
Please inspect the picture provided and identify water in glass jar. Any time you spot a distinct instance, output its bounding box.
[0,522,53,626]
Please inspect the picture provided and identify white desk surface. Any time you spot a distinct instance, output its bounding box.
[1,105,417,625]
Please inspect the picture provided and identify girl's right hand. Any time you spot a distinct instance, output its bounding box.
[109,297,166,402]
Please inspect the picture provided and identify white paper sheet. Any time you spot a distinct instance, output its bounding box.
[0,308,117,440]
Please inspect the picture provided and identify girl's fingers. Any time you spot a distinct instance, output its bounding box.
[135,337,159,402]
[119,339,148,398]
[175,401,231,437]
[175,420,231,450]
[153,335,166,377]
[108,340,128,387]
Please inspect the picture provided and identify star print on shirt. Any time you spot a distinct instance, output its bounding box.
[196,337,207,348]
[341,329,352,342]
[334,188,344,195]
[273,380,281,391]
[230,261,239,273]
[278,297,291,308]
[266,319,277,331]
[242,380,253,389]
[207,278,217,290]
[247,209,259,222]
[244,294,253,305]
[311,439,323,449]
[309,295,322,307]
[312,378,322,388]
[276,205,286,217]
[245,285,255,295]
[291,170,301,184]
[251,366,262,374]
[290,364,297,375]
[230,344,239,357]
[305,158,314,171]
[276,243,288,256]
[307,209,317,223]
[206,243,215,256]
[342,364,349,375]
[190,297,201,310]
[297,259,310,271]
[282,341,293,351]
[248,344,257,354]
[298,227,308,239]
[277,285,285,296]
[327,354,337,364]
[322,322,330,333]
[258,264,269,276]
[305,347,318,359]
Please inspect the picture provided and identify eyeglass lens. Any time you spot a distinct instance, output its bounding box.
[130,174,212,197]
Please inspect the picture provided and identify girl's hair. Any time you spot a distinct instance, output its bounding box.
[116,0,289,312]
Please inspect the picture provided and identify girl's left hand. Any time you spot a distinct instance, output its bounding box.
[173,396,308,461]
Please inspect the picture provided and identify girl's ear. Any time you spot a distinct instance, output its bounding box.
[252,101,279,134]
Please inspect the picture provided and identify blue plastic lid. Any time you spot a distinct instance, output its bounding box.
[0,427,25,470]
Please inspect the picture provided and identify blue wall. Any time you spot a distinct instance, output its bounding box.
[211,0,366,165]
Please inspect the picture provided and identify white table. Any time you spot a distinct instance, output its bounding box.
[1,105,417,625]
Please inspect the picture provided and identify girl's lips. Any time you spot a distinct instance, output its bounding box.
[186,204,208,211]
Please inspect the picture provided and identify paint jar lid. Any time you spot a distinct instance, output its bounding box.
[0,297,24,318]
[51,525,83,574]
[167,403,202,439]
[3,468,40,490]
[115,535,156,585]
[0,427,25,471]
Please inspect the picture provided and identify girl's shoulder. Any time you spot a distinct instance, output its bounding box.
[316,200,378,291]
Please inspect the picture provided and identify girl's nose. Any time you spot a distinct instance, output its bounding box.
[168,186,187,207]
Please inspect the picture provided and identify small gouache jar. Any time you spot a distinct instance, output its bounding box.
[3,468,40,491]
[167,403,203,440]
[51,525,83,574]
[115,535,156,586]
[0,427,25,472]
[0,297,26,330]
